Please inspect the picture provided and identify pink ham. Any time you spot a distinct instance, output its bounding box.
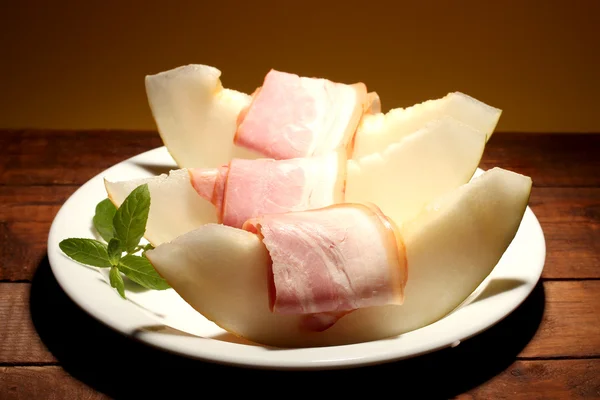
[348,92,381,152]
[190,165,229,218]
[189,168,218,201]
[366,92,381,114]
[212,165,229,219]
[243,203,408,331]
[234,69,369,160]
[188,151,346,229]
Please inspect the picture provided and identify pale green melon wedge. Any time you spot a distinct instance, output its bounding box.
[145,64,259,168]
[146,167,532,348]
[105,169,217,246]
[346,116,486,225]
[353,92,501,159]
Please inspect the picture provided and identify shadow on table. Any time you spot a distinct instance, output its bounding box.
[31,256,545,399]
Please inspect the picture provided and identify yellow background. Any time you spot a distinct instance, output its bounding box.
[1,0,599,132]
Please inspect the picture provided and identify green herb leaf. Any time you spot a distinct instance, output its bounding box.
[141,243,154,256]
[118,254,170,290]
[112,184,151,253]
[107,238,122,266]
[109,265,126,299]
[59,238,112,268]
[93,198,117,242]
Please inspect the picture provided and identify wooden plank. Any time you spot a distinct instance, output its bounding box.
[0,131,15,178]
[0,185,76,206]
[461,360,600,399]
[0,280,598,364]
[0,130,162,186]
[0,284,56,363]
[462,281,600,360]
[0,367,109,400]
[0,361,598,399]
[0,186,76,281]
[530,187,600,279]
[2,276,599,397]
[520,281,600,358]
[480,133,600,188]
[0,131,598,188]
[0,222,58,281]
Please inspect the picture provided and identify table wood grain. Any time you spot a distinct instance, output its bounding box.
[0,130,598,399]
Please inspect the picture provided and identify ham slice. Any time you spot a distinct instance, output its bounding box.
[234,69,368,160]
[189,151,346,229]
[366,92,381,114]
[189,168,218,200]
[243,203,408,331]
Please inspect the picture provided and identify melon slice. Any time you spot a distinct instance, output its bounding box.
[108,116,484,248]
[346,116,486,225]
[352,92,501,159]
[107,116,482,246]
[104,169,216,246]
[146,167,532,348]
[145,64,259,168]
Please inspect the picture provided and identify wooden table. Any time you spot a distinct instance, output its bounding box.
[0,130,598,399]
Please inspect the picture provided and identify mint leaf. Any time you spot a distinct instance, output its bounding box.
[107,238,122,266]
[109,265,126,299]
[141,243,154,256]
[112,184,150,253]
[118,254,170,290]
[93,198,117,242]
[59,238,112,268]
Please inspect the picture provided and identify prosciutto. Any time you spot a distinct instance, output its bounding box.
[366,92,381,114]
[234,69,369,160]
[243,203,408,331]
[189,151,346,229]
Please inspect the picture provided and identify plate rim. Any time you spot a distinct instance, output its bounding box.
[47,146,547,370]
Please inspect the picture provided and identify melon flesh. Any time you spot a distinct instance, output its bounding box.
[352,92,501,159]
[146,167,532,348]
[145,64,259,168]
[346,116,486,225]
[107,117,484,243]
[105,169,216,246]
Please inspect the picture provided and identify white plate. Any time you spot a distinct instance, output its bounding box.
[47,146,546,370]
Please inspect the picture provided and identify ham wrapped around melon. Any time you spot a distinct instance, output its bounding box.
[244,203,408,331]
[189,151,346,229]
[234,69,369,159]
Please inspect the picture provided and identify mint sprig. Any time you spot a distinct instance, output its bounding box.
[109,265,126,299]
[113,185,151,253]
[59,183,170,299]
[118,254,171,290]
[59,239,112,268]
[107,238,122,266]
[93,198,117,242]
